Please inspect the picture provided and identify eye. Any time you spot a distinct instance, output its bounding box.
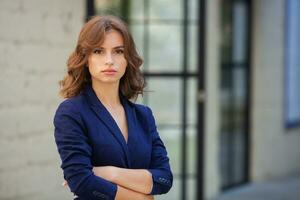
[115,49,124,54]
[93,48,103,54]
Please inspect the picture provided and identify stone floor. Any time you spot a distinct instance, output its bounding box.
[216,174,300,200]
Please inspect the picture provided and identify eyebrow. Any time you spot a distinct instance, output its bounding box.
[99,46,124,49]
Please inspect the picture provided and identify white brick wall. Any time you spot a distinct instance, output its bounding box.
[0,0,85,199]
[251,0,300,181]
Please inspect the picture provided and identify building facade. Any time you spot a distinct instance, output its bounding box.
[0,0,299,199]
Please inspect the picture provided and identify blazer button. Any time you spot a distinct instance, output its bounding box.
[92,190,108,199]
[159,177,166,182]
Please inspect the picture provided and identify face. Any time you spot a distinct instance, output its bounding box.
[87,30,127,85]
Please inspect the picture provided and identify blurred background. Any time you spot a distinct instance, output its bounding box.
[0,0,300,199]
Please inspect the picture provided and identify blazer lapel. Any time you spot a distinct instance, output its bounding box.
[120,94,137,148]
[83,84,131,167]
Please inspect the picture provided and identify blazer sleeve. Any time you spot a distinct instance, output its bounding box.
[53,101,117,200]
[145,106,173,195]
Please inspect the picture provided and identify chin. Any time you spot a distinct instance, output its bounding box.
[99,78,120,84]
[92,75,123,85]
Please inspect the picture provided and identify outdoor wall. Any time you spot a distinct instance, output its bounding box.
[204,0,221,199]
[251,0,300,181]
[0,0,85,199]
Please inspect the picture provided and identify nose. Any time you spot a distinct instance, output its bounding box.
[105,52,114,66]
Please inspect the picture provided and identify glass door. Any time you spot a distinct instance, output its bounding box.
[219,0,251,190]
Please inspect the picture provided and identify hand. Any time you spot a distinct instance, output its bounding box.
[145,195,154,200]
[92,166,118,182]
[62,180,68,188]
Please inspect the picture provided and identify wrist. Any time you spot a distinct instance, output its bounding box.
[111,166,121,182]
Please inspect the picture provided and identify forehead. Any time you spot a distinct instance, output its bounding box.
[101,30,124,47]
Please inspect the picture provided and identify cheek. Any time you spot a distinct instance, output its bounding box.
[89,56,100,66]
[116,57,127,69]
[88,56,103,74]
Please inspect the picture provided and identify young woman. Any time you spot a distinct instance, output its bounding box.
[53,15,173,200]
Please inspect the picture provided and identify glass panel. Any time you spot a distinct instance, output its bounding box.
[142,109,181,200]
[232,128,246,183]
[232,1,248,63]
[158,128,181,176]
[187,127,197,175]
[188,25,198,73]
[149,0,183,20]
[187,78,197,174]
[221,1,233,63]
[219,129,230,186]
[189,0,199,20]
[146,78,182,125]
[129,0,144,20]
[149,25,182,72]
[129,24,145,59]
[187,78,197,125]
[94,0,122,15]
[187,177,196,200]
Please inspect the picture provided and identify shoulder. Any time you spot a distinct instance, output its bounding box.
[53,95,88,132]
[53,94,87,125]
[55,94,86,114]
[129,101,156,126]
[130,101,152,116]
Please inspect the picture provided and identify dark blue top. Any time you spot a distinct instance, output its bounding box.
[53,84,173,200]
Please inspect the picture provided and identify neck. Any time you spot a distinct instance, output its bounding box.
[91,80,121,108]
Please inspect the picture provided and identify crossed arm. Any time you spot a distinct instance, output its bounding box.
[64,166,153,199]
[93,166,153,199]
[92,166,153,194]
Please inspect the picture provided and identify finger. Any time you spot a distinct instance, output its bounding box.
[62,181,68,187]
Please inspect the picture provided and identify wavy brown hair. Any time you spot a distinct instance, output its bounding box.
[59,15,145,100]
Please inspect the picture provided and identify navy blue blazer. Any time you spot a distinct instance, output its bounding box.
[53,84,173,200]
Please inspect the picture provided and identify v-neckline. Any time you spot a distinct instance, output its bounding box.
[107,104,129,145]
[84,84,134,147]
[120,97,131,146]
[101,95,131,146]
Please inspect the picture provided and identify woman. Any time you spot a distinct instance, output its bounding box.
[53,15,173,200]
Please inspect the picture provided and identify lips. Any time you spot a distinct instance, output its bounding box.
[102,69,117,72]
[101,69,117,75]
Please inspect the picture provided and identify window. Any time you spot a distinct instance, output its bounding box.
[285,0,300,128]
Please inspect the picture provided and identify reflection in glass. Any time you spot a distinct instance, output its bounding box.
[149,25,182,72]
[149,0,182,20]
[129,0,144,20]
[94,0,122,15]
[189,0,199,20]
[146,78,182,125]
[188,25,198,73]
[129,24,145,59]
[158,129,181,177]
[187,177,196,200]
